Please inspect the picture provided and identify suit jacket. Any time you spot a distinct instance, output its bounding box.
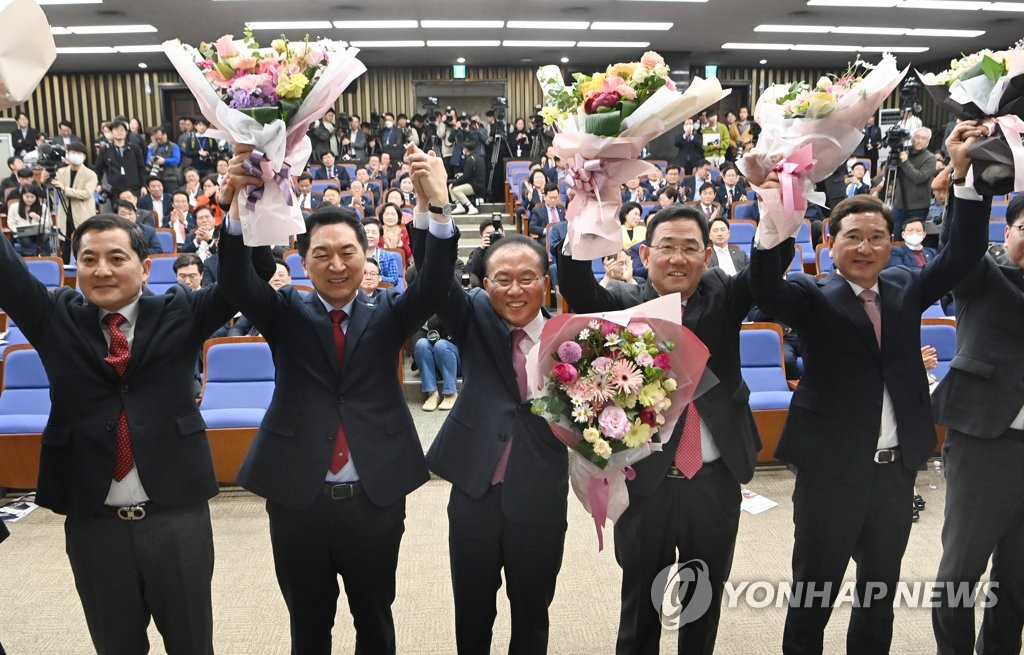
[217,225,458,510]
[887,245,938,268]
[710,245,749,273]
[0,233,243,517]
[343,130,368,163]
[528,205,566,238]
[137,194,173,223]
[715,181,748,209]
[674,132,704,169]
[313,165,351,187]
[10,127,39,157]
[932,253,1024,439]
[139,223,164,256]
[54,165,98,230]
[621,187,654,204]
[749,195,991,475]
[557,244,790,492]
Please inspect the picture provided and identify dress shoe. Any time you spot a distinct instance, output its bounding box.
[912,508,920,522]
[438,393,458,411]
[913,494,926,511]
[422,391,440,411]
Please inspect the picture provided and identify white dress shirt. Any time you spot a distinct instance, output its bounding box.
[682,299,722,463]
[713,245,738,276]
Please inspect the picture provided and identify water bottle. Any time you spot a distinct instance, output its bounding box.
[928,458,943,490]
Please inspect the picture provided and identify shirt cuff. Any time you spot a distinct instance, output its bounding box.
[428,216,456,240]
[953,185,982,202]
[224,217,243,236]
[413,210,429,230]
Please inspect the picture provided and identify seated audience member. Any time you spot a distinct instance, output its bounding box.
[318,185,342,208]
[167,190,195,243]
[220,258,294,338]
[193,174,225,225]
[182,167,202,206]
[620,201,646,249]
[449,142,484,215]
[173,253,205,290]
[529,183,566,238]
[675,118,704,174]
[622,176,654,204]
[888,217,938,268]
[664,165,682,191]
[362,218,404,289]
[641,166,666,196]
[656,185,680,209]
[381,189,411,224]
[360,258,383,301]
[354,167,382,205]
[118,188,156,227]
[413,314,460,412]
[294,173,321,212]
[139,177,172,226]
[715,165,748,212]
[312,150,350,187]
[180,205,219,261]
[113,199,163,255]
[684,158,715,200]
[398,174,417,206]
[696,182,723,221]
[8,184,53,256]
[346,179,375,216]
[517,168,548,228]
[845,161,871,197]
[600,249,636,288]
[707,216,749,276]
[379,202,412,264]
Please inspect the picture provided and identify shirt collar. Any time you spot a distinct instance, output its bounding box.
[97,293,142,326]
[834,269,879,296]
[316,292,357,315]
[506,311,545,345]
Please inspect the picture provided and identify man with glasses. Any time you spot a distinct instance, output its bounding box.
[748,121,992,653]
[173,254,204,291]
[556,205,790,654]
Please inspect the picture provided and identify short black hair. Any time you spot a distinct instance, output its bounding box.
[361,217,381,230]
[172,190,190,202]
[708,216,730,231]
[902,217,926,231]
[696,159,712,169]
[365,257,380,272]
[479,217,496,234]
[174,253,204,273]
[699,182,716,194]
[657,186,679,201]
[183,166,199,178]
[72,214,150,262]
[483,233,549,276]
[828,194,893,237]
[619,201,642,225]
[378,202,403,222]
[67,141,88,154]
[296,205,367,258]
[194,205,214,219]
[298,172,313,183]
[543,182,559,195]
[322,151,336,158]
[109,120,127,131]
[59,119,73,130]
[665,165,680,174]
[645,206,710,248]
[113,199,137,213]
[1006,194,1024,226]
[6,156,21,166]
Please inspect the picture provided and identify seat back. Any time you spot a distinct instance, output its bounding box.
[145,254,180,294]
[739,326,789,392]
[0,344,51,418]
[283,249,311,286]
[731,201,757,221]
[815,243,834,274]
[154,228,176,254]
[728,219,757,246]
[989,221,1007,243]
[789,244,804,274]
[921,319,957,382]
[200,337,275,410]
[23,257,64,289]
[991,204,1008,220]
[795,220,814,262]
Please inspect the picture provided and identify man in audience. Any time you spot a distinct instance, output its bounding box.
[295,174,321,213]
[715,165,748,213]
[674,118,704,174]
[708,217,748,276]
[217,143,457,654]
[147,127,182,194]
[118,189,155,227]
[359,258,382,301]
[0,155,24,196]
[363,218,404,289]
[173,253,205,291]
[180,206,218,262]
[347,179,375,216]
[93,120,147,198]
[748,121,991,654]
[465,217,499,287]
[449,142,484,215]
[528,183,565,239]
[696,182,723,222]
[931,193,1024,653]
[354,168,381,205]
[557,205,788,654]
[686,159,715,201]
[889,127,939,236]
[138,178,172,227]
[313,151,350,188]
[887,217,937,269]
[641,166,666,197]
[342,114,368,164]
[10,111,39,158]
[622,176,654,204]
[378,112,407,164]
[664,165,682,191]
[113,200,163,256]
[600,249,636,287]
[166,191,195,244]
[320,185,342,208]
[701,111,731,168]
[422,232,568,654]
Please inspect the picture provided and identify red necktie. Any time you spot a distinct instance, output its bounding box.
[329,309,351,474]
[492,328,527,485]
[859,289,882,347]
[673,304,703,478]
[103,313,135,481]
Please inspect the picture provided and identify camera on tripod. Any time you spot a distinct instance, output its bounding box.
[24,140,67,173]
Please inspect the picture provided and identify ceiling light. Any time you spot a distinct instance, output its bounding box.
[590,21,673,30]
[722,42,794,50]
[755,24,833,33]
[55,46,117,54]
[808,0,898,6]
[576,41,652,48]
[561,56,570,63]
[833,26,908,35]
[333,20,418,29]
[506,21,590,30]
[620,0,708,2]
[985,2,1024,9]
[859,45,930,52]
[906,28,984,36]
[898,0,990,8]
[37,0,101,4]
[427,40,501,47]
[65,24,158,34]
[456,57,466,63]
[246,21,333,30]
[349,40,425,48]
[503,40,577,47]
[138,62,148,69]
[792,43,862,51]
[115,45,167,53]
[50,27,72,35]
[420,20,504,28]
[759,59,768,64]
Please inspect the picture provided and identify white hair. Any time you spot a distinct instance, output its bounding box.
[913,127,932,140]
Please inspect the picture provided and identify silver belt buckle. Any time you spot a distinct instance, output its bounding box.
[116,505,147,521]
[874,449,896,464]
[329,484,356,500]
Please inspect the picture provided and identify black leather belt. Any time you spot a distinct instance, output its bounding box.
[322,482,363,500]
[874,447,901,464]
[666,459,726,479]
[101,503,158,521]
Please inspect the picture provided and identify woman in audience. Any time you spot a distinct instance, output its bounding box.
[8,184,52,256]
[192,175,225,225]
[378,201,412,263]
[510,117,531,159]
[520,168,548,210]
[413,314,460,412]
[619,201,646,249]
[398,175,417,206]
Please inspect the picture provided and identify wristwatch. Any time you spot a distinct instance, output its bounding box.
[428,203,455,218]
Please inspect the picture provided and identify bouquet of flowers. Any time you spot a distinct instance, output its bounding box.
[527,294,712,549]
[738,55,907,248]
[537,53,728,261]
[163,27,366,246]
[918,43,1024,195]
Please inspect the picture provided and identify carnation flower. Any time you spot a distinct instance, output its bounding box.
[640,51,665,69]
[583,427,601,443]
[592,438,613,459]
[592,357,614,374]
[653,353,672,371]
[635,351,654,367]
[598,405,630,441]
[557,340,583,364]
[637,383,665,407]
[214,34,239,58]
[610,359,644,395]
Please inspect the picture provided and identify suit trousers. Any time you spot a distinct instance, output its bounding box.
[615,461,741,655]
[447,484,567,655]
[783,462,915,655]
[64,502,214,655]
[933,430,1024,655]
[267,491,406,655]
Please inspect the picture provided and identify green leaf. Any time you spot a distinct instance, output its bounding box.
[619,99,641,120]
[585,111,622,136]
[238,106,281,125]
[981,54,1008,83]
[575,440,611,469]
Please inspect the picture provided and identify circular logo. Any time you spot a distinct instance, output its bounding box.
[651,559,714,630]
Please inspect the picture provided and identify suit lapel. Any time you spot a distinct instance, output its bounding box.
[341,292,375,375]
[878,276,901,350]
[72,302,116,379]
[126,293,165,375]
[682,285,706,331]
[819,274,879,356]
[304,292,341,376]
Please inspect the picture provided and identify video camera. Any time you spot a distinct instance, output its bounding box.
[24,140,67,173]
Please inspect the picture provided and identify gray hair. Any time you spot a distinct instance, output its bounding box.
[913,127,932,140]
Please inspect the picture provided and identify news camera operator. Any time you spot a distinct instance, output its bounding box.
[464,215,504,287]
[889,127,939,236]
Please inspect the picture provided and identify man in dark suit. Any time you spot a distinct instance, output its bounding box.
[9,111,39,158]
[341,115,369,165]
[622,177,654,204]
[557,205,787,654]
[0,213,272,654]
[137,178,173,227]
[419,232,568,653]
[708,217,749,276]
[931,192,1024,654]
[312,151,351,188]
[114,200,164,256]
[294,173,323,213]
[887,217,938,269]
[217,144,457,654]
[674,119,704,174]
[748,121,990,654]
[528,183,566,239]
[714,165,748,213]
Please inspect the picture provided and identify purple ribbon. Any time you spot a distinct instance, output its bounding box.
[242,148,295,212]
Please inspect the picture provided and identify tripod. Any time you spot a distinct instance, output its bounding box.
[882,153,900,209]
[487,127,513,203]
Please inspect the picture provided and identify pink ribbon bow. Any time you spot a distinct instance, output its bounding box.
[565,154,610,199]
[772,144,817,218]
[242,148,295,212]
[587,465,636,551]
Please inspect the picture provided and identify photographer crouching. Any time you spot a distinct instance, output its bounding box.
[449,142,485,215]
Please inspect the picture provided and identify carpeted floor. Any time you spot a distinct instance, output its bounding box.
[0,464,969,655]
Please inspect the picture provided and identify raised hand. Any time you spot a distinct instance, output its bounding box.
[946,120,986,182]
[218,145,263,219]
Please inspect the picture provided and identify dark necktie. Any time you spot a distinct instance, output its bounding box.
[492,328,527,484]
[103,313,135,481]
[859,289,882,347]
[673,304,702,478]
[328,309,351,474]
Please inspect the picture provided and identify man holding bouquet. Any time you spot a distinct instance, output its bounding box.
[748,121,991,654]
[557,206,791,654]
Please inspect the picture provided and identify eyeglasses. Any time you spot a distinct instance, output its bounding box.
[362,272,380,278]
[176,273,200,281]
[649,244,705,258]
[837,233,891,247]
[489,276,541,289]
[1009,224,1024,234]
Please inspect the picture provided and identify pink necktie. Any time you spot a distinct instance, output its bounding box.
[859,289,882,347]
[675,404,703,479]
[328,310,351,474]
[549,206,559,224]
[492,328,527,484]
[103,313,135,481]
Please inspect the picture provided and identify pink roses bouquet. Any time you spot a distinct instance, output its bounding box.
[163,28,366,246]
[537,53,728,261]
[527,295,711,548]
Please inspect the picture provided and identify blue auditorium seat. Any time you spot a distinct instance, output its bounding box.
[740,328,793,410]
[199,338,275,429]
[24,257,64,290]
[0,345,50,434]
[921,321,957,382]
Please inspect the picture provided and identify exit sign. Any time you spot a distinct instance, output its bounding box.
[453,64,467,79]
[704,65,718,78]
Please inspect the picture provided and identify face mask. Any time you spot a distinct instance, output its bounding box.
[67,154,86,166]
[384,121,394,129]
[904,234,925,247]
